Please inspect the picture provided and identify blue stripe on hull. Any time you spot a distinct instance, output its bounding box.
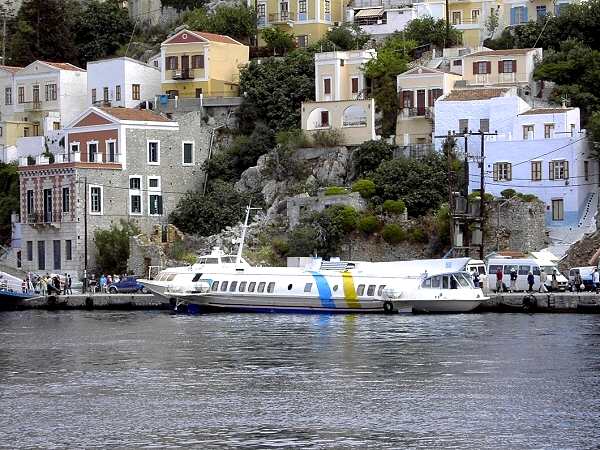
[309,272,336,309]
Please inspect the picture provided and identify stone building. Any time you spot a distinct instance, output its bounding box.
[15,106,207,278]
[287,191,368,228]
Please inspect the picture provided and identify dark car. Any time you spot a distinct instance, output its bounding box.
[108,276,146,294]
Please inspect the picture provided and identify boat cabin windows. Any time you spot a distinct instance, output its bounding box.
[211,281,219,291]
[267,282,275,293]
[367,285,376,296]
[304,283,312,293]
[421,273,474,289]
[432,276,441,288]
[239,281,247,292]
[248,282,256,292]
[229,281,238,292]
[357,284,365,296]
[333,285,338,292]
[192,273,203,282]
[167,274,176,281]
[257,282,266,293]
[198,257,219,264]
[220,281,228,292]
[377,285,386,296]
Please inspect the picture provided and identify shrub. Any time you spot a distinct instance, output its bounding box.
[324,186,348,196]
[382,223,406,244]
[271,238,290,257]
[469,191,494,202]
[329,205,359,233]
[276,129,311,149]
[352,140,395,178]
[287,225,320,257]
[351,179,376,198]
[261,27,296,54]
[358,215,379,234]
[311,128,344,147]
[517,193,539,202]
[500,188,517,199]
[434,204,450,246]
[409,227,428,243]
[383,199,406,215]
[94,220,140,274]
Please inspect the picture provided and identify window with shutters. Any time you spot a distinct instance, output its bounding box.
[401,90,413,108]
[132,84,140,100]
[552,199,564,221]
[429,88,443,105]
[480,118,489,132]
[523,124,534,140]
[471,9,480,21]
[531,161,542,181]
[500,60,515,73]
[351,77,359,94]
[451,11,461,24]
[115,85,121,101]
[191,54,204,69]
[493,162,512,181]
[149,194,163,216]
[549,160,568,180]
[5,87,12,105]
[17,86,24,103]
[320,110,329,127]
[544,123,555,139]
[166,56,178,70]
[91,88,96,104]
[323,78,331,95]
[459,119,469,133]
[476,61,489,74]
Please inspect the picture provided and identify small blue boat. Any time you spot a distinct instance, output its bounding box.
[0,288,37,310]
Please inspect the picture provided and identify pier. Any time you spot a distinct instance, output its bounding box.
[8,293,171,311]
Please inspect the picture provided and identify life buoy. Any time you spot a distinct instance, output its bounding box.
[383,301,394,314]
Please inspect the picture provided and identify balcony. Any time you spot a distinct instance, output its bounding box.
[394,143,435,159]
[401,107,433,119]
[269,12,297,24]
[23,100,42,111]
[171,69,194,80]
[93,99,112,107]
[352,0,414,7]
[25,211,61,228]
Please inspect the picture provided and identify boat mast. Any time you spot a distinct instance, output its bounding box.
[236,204,260,264]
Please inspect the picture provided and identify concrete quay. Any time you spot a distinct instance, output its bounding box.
[482,292,600,313]
[12,293,170,311]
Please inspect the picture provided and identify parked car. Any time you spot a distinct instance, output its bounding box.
[568,267,596,291]
[108,276,146,294]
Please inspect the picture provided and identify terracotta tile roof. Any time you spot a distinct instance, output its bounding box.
[519,107,574,115]
[40,61,86,72]
[100,107,172,122]
[0,65,22,74]
[468,48,537,58]
[194,31,242,45]
[442,88,508,101]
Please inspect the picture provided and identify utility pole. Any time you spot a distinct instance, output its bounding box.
[478,130,486,260]
[1,0,13,65]
[445,0,450,46]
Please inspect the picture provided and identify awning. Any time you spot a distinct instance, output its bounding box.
[354,7,384,18]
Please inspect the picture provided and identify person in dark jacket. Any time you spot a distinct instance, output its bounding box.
[527,271,535,292]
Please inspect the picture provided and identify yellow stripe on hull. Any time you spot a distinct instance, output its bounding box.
[342,272,361,309]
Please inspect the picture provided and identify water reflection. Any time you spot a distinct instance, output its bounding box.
[0,311,599,448]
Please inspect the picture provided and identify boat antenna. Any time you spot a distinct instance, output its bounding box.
[236,203,260,264]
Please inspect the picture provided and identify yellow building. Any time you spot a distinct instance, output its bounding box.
[255,0,348,48]
[160,30,249,98]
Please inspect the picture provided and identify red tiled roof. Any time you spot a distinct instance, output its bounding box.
[467,48,537,58]
[100,107,172,122]
[40,61,86,72]
[519,107,573,115]
[193,31,242,45]
[442,88,508,101]
[0,65,22,74]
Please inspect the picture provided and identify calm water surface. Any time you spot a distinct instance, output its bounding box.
[0,311,599,449]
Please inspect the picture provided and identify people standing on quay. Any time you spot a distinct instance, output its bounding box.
[574,271,583,292]
[539,269,548,293]
[593,268,600,293]
[551,269,559,292]
[495,267,504,293]
[509,268,517,293]
[527,271,535,292]
[471,269,480,289]
[65,273,72,295]
[40,276,47,296]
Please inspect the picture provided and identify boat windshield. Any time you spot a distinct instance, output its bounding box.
[421,272,475,289]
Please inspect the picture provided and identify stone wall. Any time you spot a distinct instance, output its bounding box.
[486,198,548,253]
[287,192,367,228]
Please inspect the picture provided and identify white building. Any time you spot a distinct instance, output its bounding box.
[434,88,595,232]
[87,57,161,109]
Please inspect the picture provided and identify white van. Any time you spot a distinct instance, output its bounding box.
[487,258,541,292]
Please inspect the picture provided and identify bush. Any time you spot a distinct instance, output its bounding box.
[261,27,296,54]
[434,204,450,246]
[383,199,406,215]
[382,224,406,244]
[168,240,197,265]
[324,186,348,196]
[352,140,395,178]
[275,129,311,149]
[358,215,379,234]
[94,220,140,274]
[271,238,290,257]
[517,193,539,202]
[468,191,495,202]
[287,225,320,257]
[409,227,428,243]
[311,128,344,147]
[500,188,517,199]
[351,179,376,198]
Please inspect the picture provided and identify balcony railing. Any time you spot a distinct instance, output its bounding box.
[401,106,433,118]
[352,0,414,7]
[394,143,435,159]
[269,12,297,23]
[171,69,194,80]
[26,211,61,225]
[23,100,42,111]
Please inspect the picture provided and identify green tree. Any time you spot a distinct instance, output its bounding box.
[238,51,315,132]
[8,0,80,66]
[403,17,461,49]
[261,27,296,54]
[185,5,257,44]
[373,153,448,216]
[160,0,206,12]
[72,0,133,66]
[587,111,600,157]
[357,215,379,234]
[170,180,258,236]
[94,220,139,275]
[485,8,499,38]
[313,22,371,51]
[382,223,406,244]
[352,140,395,178]
[0,163,19,246]
[351,179,376,198]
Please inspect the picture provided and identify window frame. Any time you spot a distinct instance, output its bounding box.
[522,124,534,140]
[182,141,195,166]
[552,198,564,221]
[65,240,72,261]
[87,140,99,163]
[5,86,12,105]
[89,185,103,215]
[132,84,141,101]
[531,160,542,181]
[129,175,142,215]
[115,85,121,102]
[62,187,70,213]
[544,123,555,139]
[147,140,160,165]
[148,193,163,216]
